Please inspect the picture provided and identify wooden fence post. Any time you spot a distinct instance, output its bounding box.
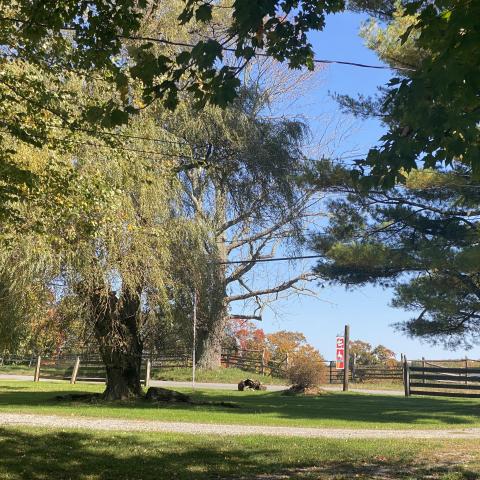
[70,356,80,384]
[352,353,356,383]
[422,357,425,384]
[329,361,333,384]
[403,356,410,397]
[343,324,350,392]
[261,349,265,376]
[145,358,151,388]
[34,355,41,382]
[465,357,468,385]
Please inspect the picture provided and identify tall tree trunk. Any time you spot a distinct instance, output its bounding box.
[90,288,144,400]
[194,183,229,370]
[196,299,228,370]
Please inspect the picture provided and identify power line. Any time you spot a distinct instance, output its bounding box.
[218,254,322,265]
[0,16,413,72]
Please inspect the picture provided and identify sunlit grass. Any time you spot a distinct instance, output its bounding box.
[1,380,480,430]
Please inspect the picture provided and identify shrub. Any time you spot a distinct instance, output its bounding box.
[286,345,327,389]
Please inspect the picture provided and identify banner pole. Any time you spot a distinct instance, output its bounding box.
[343,325,350,392]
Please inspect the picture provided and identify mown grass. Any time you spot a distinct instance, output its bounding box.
[152,366,287,385]
[0,427,478,479]
[0,364,289,384]
[0,365,35,376]
[1,380,479,430]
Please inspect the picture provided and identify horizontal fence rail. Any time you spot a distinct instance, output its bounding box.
[1,351,406,384]
[327,361,403,384]
[404,359,480,398]
[0,349,288,383]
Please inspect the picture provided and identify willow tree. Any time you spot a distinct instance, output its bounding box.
[147,73,322,369]
[0,107,211,399]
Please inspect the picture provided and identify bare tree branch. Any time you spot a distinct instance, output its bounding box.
[227,273,316,302]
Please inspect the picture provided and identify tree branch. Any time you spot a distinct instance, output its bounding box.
[227,273,316,302]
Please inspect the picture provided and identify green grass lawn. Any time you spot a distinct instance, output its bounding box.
[0,427,478,479]
[152,366,287,385]
[1,380,479,430]
[0,365,35,376]
[0,364,289,384]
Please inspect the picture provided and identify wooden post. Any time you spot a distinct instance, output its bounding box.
[329,361,333,384]
[34,355,41,382]
[352,353,356,383]
[422,357,425,384]
[145,358,151,388]
[70,356,80,384]
[261,349,265,376]
[343,324,350,392]
[465,357,468,385]
[403,356,410,397]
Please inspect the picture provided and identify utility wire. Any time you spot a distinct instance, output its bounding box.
[218,254,322,265]
[0,16,413,71]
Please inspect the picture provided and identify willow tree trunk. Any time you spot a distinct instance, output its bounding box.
[196,300,228,370]
[196,185,229,370]
[91,289,144,400]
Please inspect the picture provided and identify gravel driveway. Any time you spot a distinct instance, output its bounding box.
[1,413,479,438]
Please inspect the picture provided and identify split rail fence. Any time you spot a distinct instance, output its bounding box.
[0,349,289,384]
[403,358,480,398]
[1,351,404,384]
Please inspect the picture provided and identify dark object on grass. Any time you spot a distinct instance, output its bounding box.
[145,387,190,403]
[238,379,267,391]
[57,387,240,408]
[282,384,305,395]
[146,387,240,408]
[282,385,324,396]
[55,393,102,402]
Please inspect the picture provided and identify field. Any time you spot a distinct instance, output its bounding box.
[2,380,480,479]
[0,427,479,480]
[0,380,478,430]
[152,366,287,385]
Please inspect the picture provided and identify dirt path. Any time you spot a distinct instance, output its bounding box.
[1,413,479,438]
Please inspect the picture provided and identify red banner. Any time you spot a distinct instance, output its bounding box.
[336,336,344,369]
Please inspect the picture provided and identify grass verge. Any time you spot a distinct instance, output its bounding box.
[152,366,287,385]
[1,381,480,430]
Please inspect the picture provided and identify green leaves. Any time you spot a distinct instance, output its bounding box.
[309,161,480,347]
[359,0,480,185]
[195,3,212,22]
[0,0,350,126]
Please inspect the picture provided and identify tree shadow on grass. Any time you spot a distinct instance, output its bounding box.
[0,428,478,480]
[1,386,480,427]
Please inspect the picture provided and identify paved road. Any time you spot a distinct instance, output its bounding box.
[0,374,404,395]
[1,413,477,438]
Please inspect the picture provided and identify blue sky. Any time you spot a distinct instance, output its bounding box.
[233,12,480,362]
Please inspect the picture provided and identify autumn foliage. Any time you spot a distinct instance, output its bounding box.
[224,319,326,383]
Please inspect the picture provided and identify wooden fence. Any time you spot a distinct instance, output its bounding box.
[0,349,288,383]
[327,361,402,384]
[1,351,406,384]
[404,358,480,398]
